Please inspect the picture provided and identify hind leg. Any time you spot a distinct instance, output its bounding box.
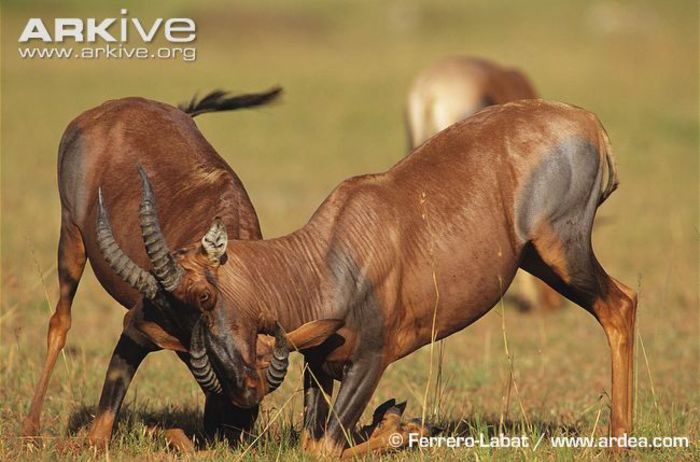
[504,271,563,312]
[22,220,86,437]
[533,276,565,312]
[520,231,636,439]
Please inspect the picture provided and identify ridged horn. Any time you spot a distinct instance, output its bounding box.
[265,322,290,394]
[137,165,183,292]
[96,189,159,299]
[189,318,223,395]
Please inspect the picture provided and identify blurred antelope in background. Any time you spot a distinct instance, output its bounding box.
[405,56,538,147]
[405,55,563,313]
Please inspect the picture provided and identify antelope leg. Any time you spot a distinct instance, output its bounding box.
[88,332,155,445]
[304,357,384,457]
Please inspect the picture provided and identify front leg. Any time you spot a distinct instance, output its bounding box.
[88,331,155,445]
[342,400,433,458]
[306,355,385,457]
[203,391,259,444]
[301,360,334,449]
[173,351,260,446]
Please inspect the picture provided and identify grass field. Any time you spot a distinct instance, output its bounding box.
[1,0,698,460]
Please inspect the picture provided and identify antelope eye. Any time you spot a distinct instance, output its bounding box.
[198,290,212,308]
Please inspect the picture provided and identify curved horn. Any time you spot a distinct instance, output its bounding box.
[137,166,183,292]
[189,318,223,394]
[96,189,159,299]
[265,322,290,394]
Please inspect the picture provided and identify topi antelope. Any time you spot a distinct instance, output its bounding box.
[406,55,564,313]
[406,56,538,148]
[21,87,289,445]
[103,99,636,457]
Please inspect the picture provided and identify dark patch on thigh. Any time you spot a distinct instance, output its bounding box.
[515,137,601,243]
[516,138,607,299]
[57,127,89,216]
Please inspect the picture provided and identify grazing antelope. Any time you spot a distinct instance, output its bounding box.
[21,87,286,445]
[103,99,636,457]
[406,55,563,313]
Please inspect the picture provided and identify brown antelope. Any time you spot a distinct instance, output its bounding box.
[406,56,538,148]
[102,99,636,457]
[406,55,563,313]
[21,87,292,445]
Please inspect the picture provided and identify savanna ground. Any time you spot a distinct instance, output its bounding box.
[1,0,698,460]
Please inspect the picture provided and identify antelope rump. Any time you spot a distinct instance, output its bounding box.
[406,55,564,314]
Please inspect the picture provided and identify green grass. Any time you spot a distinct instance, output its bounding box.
[1,0,698,460]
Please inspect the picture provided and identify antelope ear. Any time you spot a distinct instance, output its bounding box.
[124,307,187,352]
[201,217,228,264]
[285,319,344,350]
[137,321,188,352]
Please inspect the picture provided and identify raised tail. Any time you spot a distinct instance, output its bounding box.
[179,87,282,117]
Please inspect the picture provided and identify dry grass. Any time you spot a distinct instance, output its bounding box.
[1,0,698,460]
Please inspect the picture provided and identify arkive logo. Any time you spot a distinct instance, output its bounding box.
[17,9,197,62]
[18,9,196,43]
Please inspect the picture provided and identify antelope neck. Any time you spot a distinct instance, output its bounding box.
[219,223,355,333]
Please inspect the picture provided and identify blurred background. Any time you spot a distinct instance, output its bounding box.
[1,0,698,459]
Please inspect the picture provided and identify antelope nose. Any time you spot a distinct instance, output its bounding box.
[243,375,259,390]
[235,388,258,408]
[230,373,263,408]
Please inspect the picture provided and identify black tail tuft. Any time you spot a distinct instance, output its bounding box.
[179,86,282,117]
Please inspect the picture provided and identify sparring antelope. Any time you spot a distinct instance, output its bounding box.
[21,87,291,445]
[103,99,636,457]
[406,55,563,313]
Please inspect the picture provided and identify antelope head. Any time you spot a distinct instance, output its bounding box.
[96,166,341,408]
